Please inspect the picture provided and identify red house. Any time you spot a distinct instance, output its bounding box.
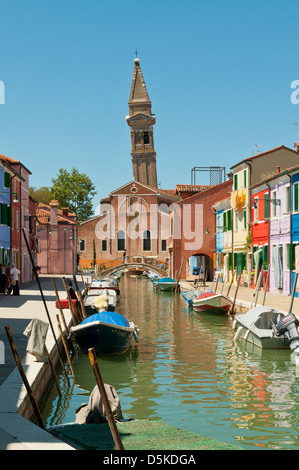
[251,187,270,288]
[169,179,232,281]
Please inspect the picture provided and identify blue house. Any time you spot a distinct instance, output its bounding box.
[0,160,13,268]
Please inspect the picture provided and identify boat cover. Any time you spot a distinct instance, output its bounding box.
[194,291,216,301]
[157,277,175,283]
[81,312,130,328]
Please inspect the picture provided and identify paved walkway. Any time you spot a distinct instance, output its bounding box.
[0,275,297,450]
[0,274,90,450]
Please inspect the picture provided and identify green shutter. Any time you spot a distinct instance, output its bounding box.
[1,204,8,225]
[227,210,232,231]
[262,245,268,268]
[264,193,269,219]
[228,252,232,270]
[244,169,247,188]
[234,174,238,190]
[243,210,247,229]
[4,172,10,188]
[295,184,299,212]
[223,212,227,232]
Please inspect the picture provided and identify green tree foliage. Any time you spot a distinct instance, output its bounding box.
[51,168,97,222]
[29,186,53,205]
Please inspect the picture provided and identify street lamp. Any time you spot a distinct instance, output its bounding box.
[0,190,19,202]
[253,198,281,209]
[206,226,225,234]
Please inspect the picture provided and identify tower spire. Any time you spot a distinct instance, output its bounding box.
[126,58,158,188]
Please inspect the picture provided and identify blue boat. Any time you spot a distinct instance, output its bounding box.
[153,277,176,291]
[70,311,139,356]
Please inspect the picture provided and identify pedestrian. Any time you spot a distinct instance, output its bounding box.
[5,263,12,295]
[10,263,20,296]
[122,249,127,263]
[0,265,6,294]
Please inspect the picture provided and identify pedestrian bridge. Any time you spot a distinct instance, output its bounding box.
[94,256,168,277]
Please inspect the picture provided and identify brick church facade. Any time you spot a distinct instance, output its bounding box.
[78,57,178,268]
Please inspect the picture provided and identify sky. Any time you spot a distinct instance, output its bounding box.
[0,0,299,215]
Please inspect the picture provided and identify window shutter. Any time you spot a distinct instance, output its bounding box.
[4,172,10,188]
[295,184,299,212]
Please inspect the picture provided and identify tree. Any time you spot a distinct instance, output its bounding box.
[29,186,53,205]
[51,168,97,222]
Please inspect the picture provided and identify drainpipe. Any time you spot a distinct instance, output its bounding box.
[266,182,271,277]
[287,171,292,295]
[245,161,252,282]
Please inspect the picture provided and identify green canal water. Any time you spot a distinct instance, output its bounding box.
[41,276,299,450]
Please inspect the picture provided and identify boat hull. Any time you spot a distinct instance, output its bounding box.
[192,293,233,315]
[233,306,289,349]
[70,312,138,356]
[154,282,176,291]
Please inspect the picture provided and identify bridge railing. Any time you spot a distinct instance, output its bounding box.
[93,256,168,273]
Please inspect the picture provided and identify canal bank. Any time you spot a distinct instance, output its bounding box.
[1,275,299,450]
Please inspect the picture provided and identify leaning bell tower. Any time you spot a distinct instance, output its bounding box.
[126,57,158,188]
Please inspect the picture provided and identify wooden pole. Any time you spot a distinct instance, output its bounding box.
[262,264,271,306]
[52,278,76,356]
[56,314,76,380]
[21,228,69,385]
[288,272,298,314]
[62,277,81,324]
[214,274,220,293]
[230,272,241,315]
[88,348,124,450]
[73,274,87,319]
[176,256,184,292]
[226,270,235,297]
[44,346,62,397]
[5,326,45,429]
[253,268,263,307]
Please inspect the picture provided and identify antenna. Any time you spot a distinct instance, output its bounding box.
[253,144,262,155]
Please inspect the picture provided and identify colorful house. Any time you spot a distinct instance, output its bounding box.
[230,145,299,283]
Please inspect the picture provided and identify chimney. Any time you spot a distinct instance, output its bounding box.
[277,165,280,174]
[294,143,299,153]
[61,207,69,217]
[50,200,59,225]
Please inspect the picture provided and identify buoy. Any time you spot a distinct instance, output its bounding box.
[234,326,243,341]
[243,329,250,341]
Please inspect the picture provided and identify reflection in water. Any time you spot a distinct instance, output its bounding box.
[41,276,299,450]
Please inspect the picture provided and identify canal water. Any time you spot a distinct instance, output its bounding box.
[41,276,299,450]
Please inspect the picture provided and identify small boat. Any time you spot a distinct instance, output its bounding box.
[153,277,176,291]
[232,306,299,352]
[83,289,118,315]
[87,278,120,295]
[126,267,143,276]
[70,311,139,356]
[192,291,233,315]
[181,289,213,307]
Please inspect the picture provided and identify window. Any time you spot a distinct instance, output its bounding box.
[161,239,167,251]
[117,230,125,251]
[243,209,247,229]
[223,209,232,231]
[102,240,107,252]
[79,239,85,251]
[143,132,149,145]
[244,169,247,188]
[264,193,269,219]
[272,190,277,216]
[253,197,258,222]
[286,185,291,213]
[234,211,238,231]
[4,172,10,188]
[143,230,151,251]
[294,184,299,213]
[234,174,238,191]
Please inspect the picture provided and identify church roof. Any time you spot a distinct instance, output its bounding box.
[129,58,151,103]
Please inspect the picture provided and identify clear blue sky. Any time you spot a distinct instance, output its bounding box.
[0,0,299,214]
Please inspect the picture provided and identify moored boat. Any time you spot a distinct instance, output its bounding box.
[153,277,176,291]
[83,289,118,315]
[70,311,139,356]
[192,291,233,315]
[232,306,299,351]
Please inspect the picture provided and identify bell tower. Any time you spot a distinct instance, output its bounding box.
[126,57,158,188]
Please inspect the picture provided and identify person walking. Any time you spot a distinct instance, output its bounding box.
[10,264,20,296]
[5,263,12,295]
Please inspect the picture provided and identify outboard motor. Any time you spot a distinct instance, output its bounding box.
[274,313,299,353]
